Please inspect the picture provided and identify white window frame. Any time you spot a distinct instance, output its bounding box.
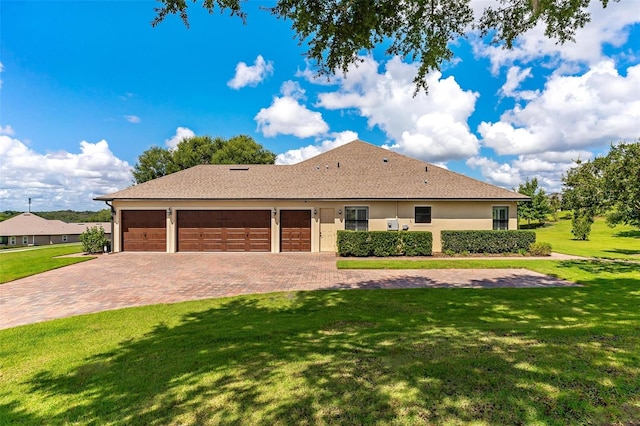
[22,236,29,245]
[9,236,16,245]
[62,235,68,242]
[344,206,369,231]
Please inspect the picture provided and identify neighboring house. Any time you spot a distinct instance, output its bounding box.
[0,212,112,246]
[95,140,529,253]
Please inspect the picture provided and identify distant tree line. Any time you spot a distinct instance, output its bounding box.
[0,210,111,223]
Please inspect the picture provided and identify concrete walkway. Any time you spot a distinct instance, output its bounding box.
[0,253,579,330]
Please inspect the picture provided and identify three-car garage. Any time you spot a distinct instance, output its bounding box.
[120,209,312,253]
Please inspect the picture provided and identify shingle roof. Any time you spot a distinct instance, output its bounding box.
[0,213,111,236]
[96,140,529,201]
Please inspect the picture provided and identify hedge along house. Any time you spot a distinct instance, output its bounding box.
[95,140,529,253]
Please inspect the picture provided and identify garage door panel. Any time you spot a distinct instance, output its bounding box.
[280,210,311,252]
[177,210,271,252]
[121,211,166,252]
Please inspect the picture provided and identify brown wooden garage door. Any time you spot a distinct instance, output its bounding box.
[121,210,166,252]
[178,210,271,252]
[280,210,311,252]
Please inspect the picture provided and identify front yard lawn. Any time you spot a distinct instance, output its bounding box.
[0,244,93,284]
[1,259,639,425]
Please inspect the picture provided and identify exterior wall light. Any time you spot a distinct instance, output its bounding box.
[313,208,317,215]
[338,209,342,215]
[166,207,172,217]
[273,207,277,216]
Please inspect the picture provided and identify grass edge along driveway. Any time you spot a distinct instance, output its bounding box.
[0,244,93,284]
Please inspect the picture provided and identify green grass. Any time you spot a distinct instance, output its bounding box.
[530,215,639,260]
[0,244,93,283]
[1,260,639,425]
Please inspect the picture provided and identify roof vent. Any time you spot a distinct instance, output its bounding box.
[424,179,428,184]
[383,158,388,163]
[230,167,249,171]
[425,166,428,172]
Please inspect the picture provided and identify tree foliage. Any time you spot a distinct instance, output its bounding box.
[601,142,640,228]
[152,0,616,92]
[548,193,561,221]
[562,141,640,239]
[133,135,276,184]
[132,146,171,185]
[517,177,551,226]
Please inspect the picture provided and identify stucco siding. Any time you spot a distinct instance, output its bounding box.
[111,200,519,253]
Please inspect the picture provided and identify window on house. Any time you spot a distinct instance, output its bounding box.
[9,237,16,245]
[345,206,368,231]
[493,206,509,230]
[62,235,68,242]
[22,236,29,245]
[415,206,432,224]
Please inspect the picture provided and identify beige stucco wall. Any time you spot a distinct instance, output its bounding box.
[111,200,519,253]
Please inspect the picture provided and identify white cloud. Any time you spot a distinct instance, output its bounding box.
[0,125,15,135]
[0,135,132,211]
[479,61,640,155]
[466,156,522,189]
[316,56,480,162]
[124,115,140,123]
[227,55,274,89]
[475,1,640,73]
[164,126,195,149]
[295,65,336,86]
[499,66,538,100]
[275,130,359,164]
[467,149,594,193]
[255,81,329,138]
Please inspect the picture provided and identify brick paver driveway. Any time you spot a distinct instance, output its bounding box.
[0,253,577,330]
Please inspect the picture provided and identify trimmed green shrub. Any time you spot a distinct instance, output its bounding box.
[337,231,432,257]
[441,230,536,254]
[80,226,110,254]
[571,212,594,240]
[528,242,552,256]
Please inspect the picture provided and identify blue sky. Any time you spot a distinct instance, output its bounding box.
[1,1,639,211]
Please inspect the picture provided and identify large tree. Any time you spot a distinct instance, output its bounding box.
[133,135,276,184]
[152,0,617,92]
[600,142,640,228]
[517,177,551,226]
[562,141,639,239]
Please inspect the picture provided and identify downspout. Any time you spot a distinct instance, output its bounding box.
[105,201,115,253]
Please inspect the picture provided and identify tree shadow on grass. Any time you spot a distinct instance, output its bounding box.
[557,259,640,274]
[613,230,640,239]
[5,274,640,425]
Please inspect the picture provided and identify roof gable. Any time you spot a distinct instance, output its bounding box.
[96,140,528,201]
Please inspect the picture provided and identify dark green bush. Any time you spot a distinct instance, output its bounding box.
[441,230,535,254]
[528,242,552,256]
[337,231,432,257]
[571,212,593,240]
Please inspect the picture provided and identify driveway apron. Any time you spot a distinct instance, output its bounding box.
[0,253,577,329]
